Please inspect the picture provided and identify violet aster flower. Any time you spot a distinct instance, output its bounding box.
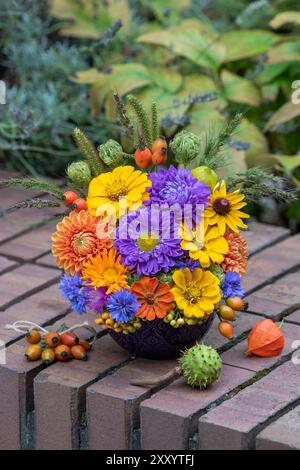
[85,286,107,314]
[147,166,210,222]
[221,271,244,298]
[114,206,183,276]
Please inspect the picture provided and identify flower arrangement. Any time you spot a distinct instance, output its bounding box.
[1,94,294,360]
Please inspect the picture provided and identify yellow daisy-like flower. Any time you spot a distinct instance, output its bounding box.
[179,222,229,268]
[171,267,221,319]
[205,180,249,234]
[87,165,151,218]
[82,248,128,294]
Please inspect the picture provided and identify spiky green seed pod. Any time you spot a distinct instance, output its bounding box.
[66,161,92,188]
[98,139,125,168]
[209,264,225,283]
[73,127,103,176]
[179,343,222,389]
[170,130,201,165]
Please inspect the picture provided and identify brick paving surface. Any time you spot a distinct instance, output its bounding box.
[0,174,299,450]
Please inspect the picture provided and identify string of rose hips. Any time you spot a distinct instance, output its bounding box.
[217,297,248,340]
[5,321,97,364]
[134,138,167,169]
[63,190,87,212]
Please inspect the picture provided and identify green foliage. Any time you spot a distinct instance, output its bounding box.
[0,178,64,199]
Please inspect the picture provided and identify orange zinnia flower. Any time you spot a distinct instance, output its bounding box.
[52,210,112,275]
[221,232,248,275]
[131,277,174,321]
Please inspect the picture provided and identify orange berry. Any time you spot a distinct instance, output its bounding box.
[152,138,167,154]
[219,305,235,321]
[71,345,87,360]
[41,348,56,365]
[45,331,61,348]
[60,332,79,347]
[79,339,91,351]
[152,149,167,165]
[55,344,72,362]
[134,147,152,169]
[218,321,234,339]
[63,191,78,206]
[71,198,87,212]
[226,296,247,311]
[25,344,42,361]
[26,329,41,344]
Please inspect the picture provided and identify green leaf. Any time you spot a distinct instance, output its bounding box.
[237,119,270,167]
[222,30,278,62]
[265,101,300,130]
[267,40,300,64]
[254,62,290,85]
[270,11,300,29]
[274,155,300,174]
[74,64,153,115]
[137,20,225,69]
[151,67,183,93]
[221,70,261,106]
[50,0,131,38]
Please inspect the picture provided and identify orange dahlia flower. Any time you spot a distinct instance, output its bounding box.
[221,232,248,275]
[131,277,174,321]
[51,210,112,275]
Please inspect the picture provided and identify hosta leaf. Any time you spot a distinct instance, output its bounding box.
[237,119,270,167]
[270,11,300,29]
[254,62,290,85]
[150,0,191,26]
[180,74,227,111]
[151,67,183,93]
[137,20,225,69]
[267,40,300,64]
[50,0,130,38]
[185,107,225,135]
[265,101,300,130]
[221,70,261,106]
[274,155,300,174]
[222,30,278,62]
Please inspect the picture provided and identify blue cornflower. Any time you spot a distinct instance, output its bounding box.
[107,289,139,323]
[221,271,244,298]
[59,273,87,314]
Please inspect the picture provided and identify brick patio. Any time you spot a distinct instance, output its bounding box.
[0,173,299,450]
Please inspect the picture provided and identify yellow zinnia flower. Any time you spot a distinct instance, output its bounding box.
[87,166,151,218]
[205,180,249,234]
[82,248,128,294]
[179,222,229,268]
[171,267,221,319]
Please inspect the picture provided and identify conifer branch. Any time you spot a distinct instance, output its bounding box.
[0,178,64,200]
[2,199,61,215]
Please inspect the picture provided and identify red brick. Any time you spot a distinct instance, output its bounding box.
[0,264,59,310]
[0,311,100,450]
[140,365,253,450]
[242,234,300,293]
[87,358,175,450]
[244,221,289,256]
[0,284,68,345]
[0,255,18,274]
[222,322,300,372]
[246,271,300,318]
[35,252,57,268]
[34,335,129,450]
[256,406,300,450]
[204,313,259,351]
[0,222,56,261]
[198,360,300,450]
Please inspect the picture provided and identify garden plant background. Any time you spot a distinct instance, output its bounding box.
[1,0,300,227]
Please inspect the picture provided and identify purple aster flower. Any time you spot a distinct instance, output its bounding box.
[147,166,210,223]
[107,289,139,323]
[221,271,244,298]
[85,286,107,314]
[114,205,183,276]
[59,273,87,315]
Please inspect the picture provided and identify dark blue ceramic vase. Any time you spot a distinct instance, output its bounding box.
[108,315,214,359]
